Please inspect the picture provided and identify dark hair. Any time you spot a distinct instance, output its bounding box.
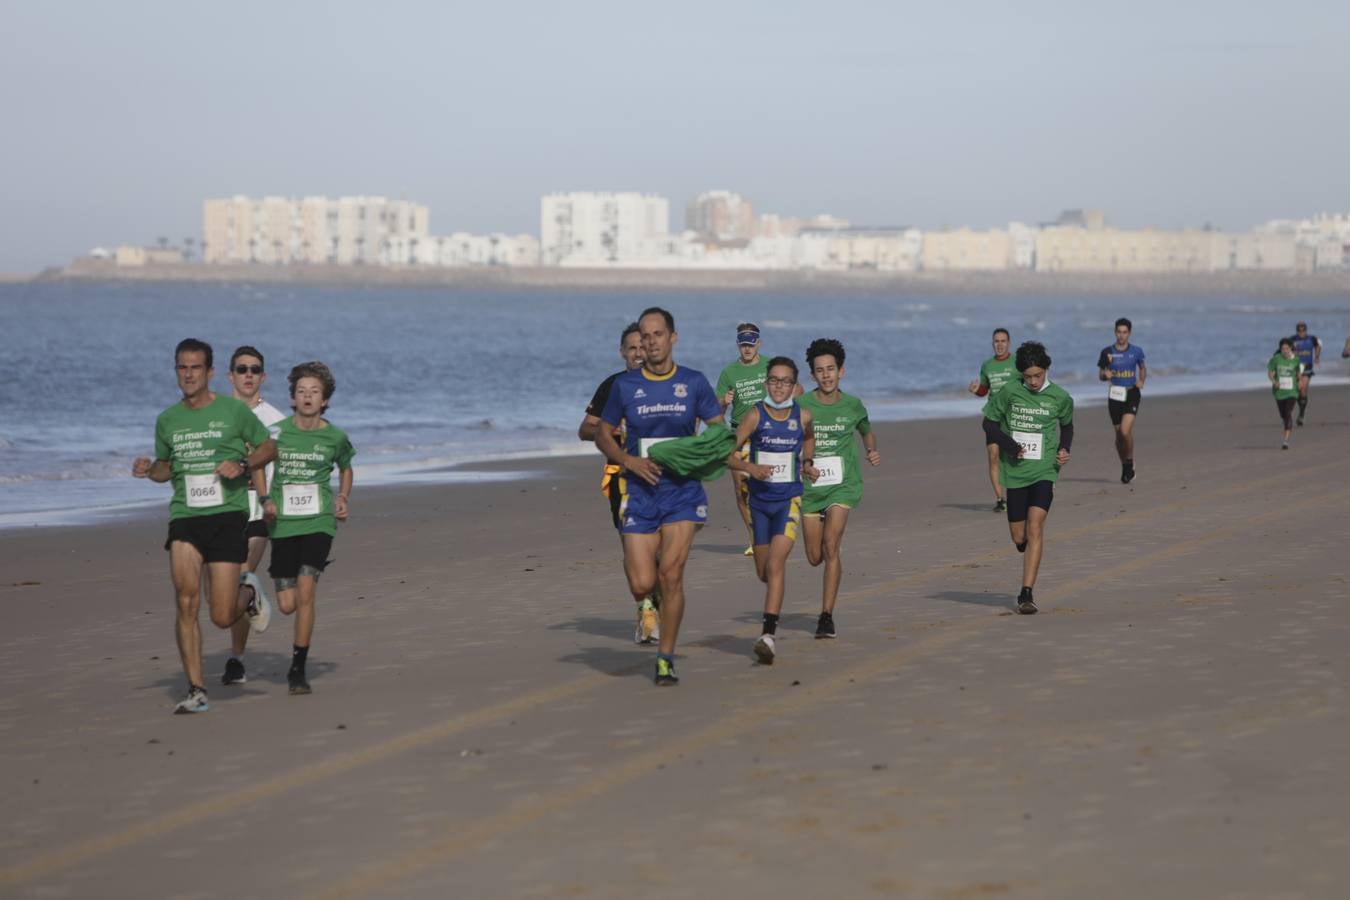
[175,338,213,369]
[288,360,337,413]
[765,355,798,382]
[230,345,264,369]
[992,327,1010,340]
[1115,317,1132,331]
[806,338,846,370]
[1015,341,1052,371]
[1295,321,1307,330]
[1279,337,1294,350]
[639,307,675,331]
[737,322,759,333]
[620,322,640,344]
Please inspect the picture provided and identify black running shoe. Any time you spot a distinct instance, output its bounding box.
[815,611,836,639]
[288,667,312,695]
[994,498,1007,513]
[654,657,679,686]
[1016,589,1038,615]
[221,657,247,686]
[1121,463,1135,484]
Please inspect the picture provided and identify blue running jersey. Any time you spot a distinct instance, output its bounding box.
[1097,344,1146,388]
[601,364,720,489]
[747,401,805,505]
[1291,334,1320,369]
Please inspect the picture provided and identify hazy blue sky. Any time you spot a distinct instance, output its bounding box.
[2,0,1347,271]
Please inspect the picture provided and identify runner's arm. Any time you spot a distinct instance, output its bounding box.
[577,414,605,442]
[726,411,770,478]
[1059,421,1074,453]
[800,410,819,481]
[1315,338,1322,365]
[1136,360,1146,389]
[335,467,353,522]
[1097,349,1110,381]
[983,418,1021,457]
[132,457,172,482]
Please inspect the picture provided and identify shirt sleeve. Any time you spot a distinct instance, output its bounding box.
[153,413,171,460]
[714,367,731,397]
[1058,391,1075,426]
[978,362,991,389]
[586,373,616,417]
[1267,357,1277,373]
[1137,347,1146,363]
[242,405,270,446]
[985,384,1009,422]
[855,401,873,435]
[1096,348,1110,369]
[695,374,722,421]
[336,435,355,470]
[600,377,625,426]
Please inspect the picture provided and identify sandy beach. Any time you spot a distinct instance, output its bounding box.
[2,386,1348,899]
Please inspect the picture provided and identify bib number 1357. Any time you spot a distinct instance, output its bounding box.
[282,482,321,517]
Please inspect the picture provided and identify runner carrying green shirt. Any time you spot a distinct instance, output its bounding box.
[154,395,270,520]
[798,390,872,513]
[267,418,356,540]
[716,356,770,426]
[984,379,1074,489]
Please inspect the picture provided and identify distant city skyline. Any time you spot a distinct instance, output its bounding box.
[3,0,1348,272]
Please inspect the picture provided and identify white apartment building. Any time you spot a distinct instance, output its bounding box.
[203,195,431,265]
[540,192,671,265]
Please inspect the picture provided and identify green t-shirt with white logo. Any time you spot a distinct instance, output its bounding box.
[715,357,770,426]
[154,395,270,520]
[1267,353,1302,400]
[977,355,1018,417]
[984,379,1074,488]
[797,389,872,513]
[267,418,356,539]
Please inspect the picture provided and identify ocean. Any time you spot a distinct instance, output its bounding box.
[2,281,1347,528]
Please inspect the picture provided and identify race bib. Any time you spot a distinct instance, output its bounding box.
[1278,376,1294,391]
[638,436,675,458]
[185,473,224,509]
[1012,430,1043,461]
[757,450,795,484]
[1108,385,1128,402]
[282,482,322,517]
[813,455,844,487]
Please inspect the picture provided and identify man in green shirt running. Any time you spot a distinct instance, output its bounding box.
[132,338,277,714]
[982,341,1074,615]
[715,323,770,555]
[968,327,1015,512]
[797,338,880,639]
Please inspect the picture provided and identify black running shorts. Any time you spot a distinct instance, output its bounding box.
[268,532,334,579]
[244,518,269,540]
[165,511,248,563]
[1006,481,1054,523]
[1107,387,1142,425]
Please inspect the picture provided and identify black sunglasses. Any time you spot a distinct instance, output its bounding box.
[233,365,264,375]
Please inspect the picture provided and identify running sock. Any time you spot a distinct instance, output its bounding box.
[1019,587,1034,600]
[229,652,243,663]
[1016,541,1028,553]
[1298,397,1309,415]
[291,645,309,669]
[762,613,779,635]
[656,652,674,665]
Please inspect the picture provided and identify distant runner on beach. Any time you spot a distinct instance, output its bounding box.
[715,323,770,556]
[578,321,660,644]
[1268,338,1303,450]
[595,307,722,685]
[132,338,276,714]
[797,338,879,639]
[1097,317,1145,484]
[968,327,1015,512]
[1289,322,1321,426]
[221,345,286,687]
[984,341,1073,615]
[261,361,354,695]
[728,356,818,665]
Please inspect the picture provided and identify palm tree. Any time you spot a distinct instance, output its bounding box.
[183,237,195,262]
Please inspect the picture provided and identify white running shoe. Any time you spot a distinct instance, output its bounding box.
[242,571,271,634]
[173,685,210,714]
[754,633,776,665]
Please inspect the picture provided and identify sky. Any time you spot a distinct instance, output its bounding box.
[2,0,1348,272]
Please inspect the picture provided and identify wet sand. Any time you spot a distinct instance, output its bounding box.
[2,386,1348,899]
